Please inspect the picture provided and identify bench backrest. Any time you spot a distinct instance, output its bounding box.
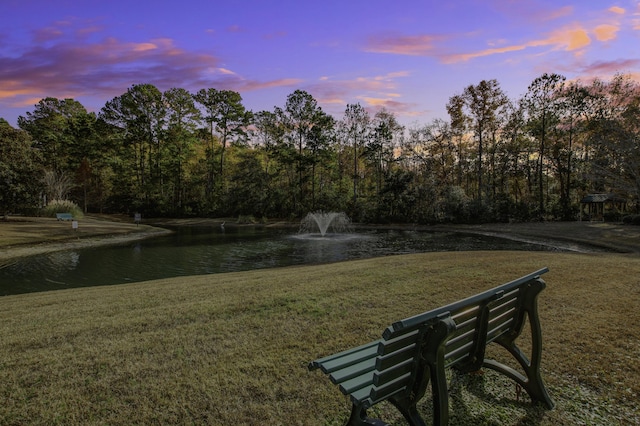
[366,267,548,407]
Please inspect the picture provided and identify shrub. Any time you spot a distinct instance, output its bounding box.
[623,214,640,225]
[42,199,83,219]
[236,215,256,224]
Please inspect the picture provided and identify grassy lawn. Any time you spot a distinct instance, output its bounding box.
[1,250,639,425]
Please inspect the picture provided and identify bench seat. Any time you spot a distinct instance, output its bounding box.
[56,213,73,221]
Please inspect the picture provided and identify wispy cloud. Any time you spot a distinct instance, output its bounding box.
[594,24,620,41]
[0,24,300,110]
[579,58,640,78]
[308,71,409,103]
[441,24,591,63]
[236,78,303,92]
[364,2,636,65]
[609,6,625,15]
[357,96,420,115]
[633,3,640,30]
[364,33,445,56]
[300,72,421,119]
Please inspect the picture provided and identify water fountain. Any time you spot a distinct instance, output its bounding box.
[299,211,353,237]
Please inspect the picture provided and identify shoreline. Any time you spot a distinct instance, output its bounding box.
[2,216,640,264]
[0,216,172,263]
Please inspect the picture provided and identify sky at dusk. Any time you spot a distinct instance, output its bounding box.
[1,0,640,128]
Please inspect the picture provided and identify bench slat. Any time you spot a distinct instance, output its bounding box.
[369,372,412,403]
[350,384,374,405]
[487,316,516,343]
[374,358,414,386]
[309,340,379,373]
[451,304,480,324]
[446,327,476,354]
[389,268,548,334]
[338,371,374,394]
[445,340,474,364]
[376,343,417,371]
[329,357,376,385]
[377,329,419,355]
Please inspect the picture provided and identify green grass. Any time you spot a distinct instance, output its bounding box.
[1,251,639,425]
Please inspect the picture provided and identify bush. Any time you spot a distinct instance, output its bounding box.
[42,199,83,219]
[236,215,256,224]
[622,214,640,225]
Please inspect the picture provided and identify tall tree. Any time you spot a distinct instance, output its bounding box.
[100,84,165,206]
[586,75,640,207]
[18,98,104,211]
[462,80,508,203]
[446,94,469,187]
[366,108,402,199]
[280,90,330,213]
[306,111,335,209]
[253,110,284,174]
[164,88,200,213]
[554,81,590,218]
[524,73,565,216]
[498,100,530,206]
[341,103,371,206]
[0,119,42,216]
[194,88,251,192]
[18,97,84,173]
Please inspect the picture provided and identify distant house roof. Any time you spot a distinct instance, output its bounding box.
[580,193,626,203]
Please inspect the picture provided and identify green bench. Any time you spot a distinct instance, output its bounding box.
[56,213,73,221]
[309,268,554,426]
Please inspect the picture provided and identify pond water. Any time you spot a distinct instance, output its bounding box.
[1,226,560,296]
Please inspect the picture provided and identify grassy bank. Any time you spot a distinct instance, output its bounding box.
[1,251,639,425]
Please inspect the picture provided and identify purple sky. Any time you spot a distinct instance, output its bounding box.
[1,0,639,127]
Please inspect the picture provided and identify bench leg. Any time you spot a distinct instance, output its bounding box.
[487,279,554,409]
[487,317,554,408]
[345,404,389,426]
[389,399,428,426]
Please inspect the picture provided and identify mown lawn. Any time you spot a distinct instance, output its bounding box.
[1,250,639,425]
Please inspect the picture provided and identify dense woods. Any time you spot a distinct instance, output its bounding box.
[1,73,639,223]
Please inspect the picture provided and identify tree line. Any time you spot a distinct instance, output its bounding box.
[1,73,639,223]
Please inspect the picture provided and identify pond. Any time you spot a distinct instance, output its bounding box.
[1,225,562,296]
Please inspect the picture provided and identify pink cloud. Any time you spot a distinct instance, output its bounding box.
[487,1,573,23]
[579,59,640,78]
[307,72,409,104]
[541,5,574,21]
[236,78,303,92]
[608,6,625,15]
[263,31,287,40]
[296,73,422,120]
[0,29,298,110]
[356,97,423,120]
[366,19,597,65]
[594,24,619,41]
[440,23,591,63]
[364,33,445,56]
[33,27,64,43]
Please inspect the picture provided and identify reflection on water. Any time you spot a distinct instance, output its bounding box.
[0,226,556,296]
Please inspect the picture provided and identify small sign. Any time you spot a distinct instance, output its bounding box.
[72,220,78,230]
[134,213,141,225]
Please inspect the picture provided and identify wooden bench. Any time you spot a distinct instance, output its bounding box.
[309,268,554,426]
[56,213,73,221]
